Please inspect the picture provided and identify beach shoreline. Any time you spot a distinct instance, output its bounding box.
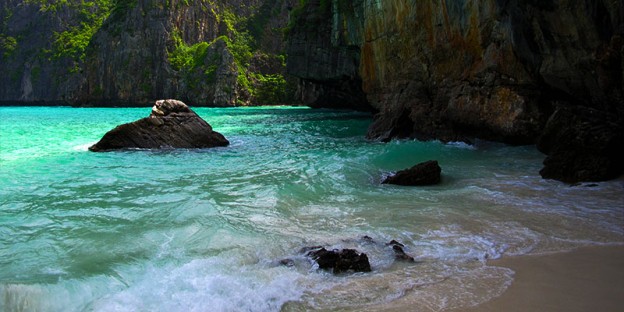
[457,245,624,312]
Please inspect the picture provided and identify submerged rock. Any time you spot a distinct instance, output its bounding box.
[291,237,417,274]
[279,258,295,267]
[382,160,442,186]
[387,240,415,262]
[306,247,372,274]
[89,99,229,151]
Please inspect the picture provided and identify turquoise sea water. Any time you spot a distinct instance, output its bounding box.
[1,106,623,311]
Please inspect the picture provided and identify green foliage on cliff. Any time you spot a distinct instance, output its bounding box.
[217,7,253,67]
[110,0,138,15]
[2,0,293,104]
[26,0,136,71]
[165,1,293,105]
[50,0,114,64]
[0,35,17,58]
[284,0,307,35]
[168,33,232,95]
[168,31,210,71]
[16,0,119,74]
[24,0,70,12]
[253,73,288,104]
[53,23,101,62]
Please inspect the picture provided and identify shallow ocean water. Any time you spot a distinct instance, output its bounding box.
[0,106,623,311]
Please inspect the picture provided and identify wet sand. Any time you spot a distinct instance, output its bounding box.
[461,245,624,312]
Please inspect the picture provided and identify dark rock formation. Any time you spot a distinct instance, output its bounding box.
[286,1,624,182]
[292,237,417,273]
[386,240,404,247]
[89,99,229,151]
[306,247,372,274]
[387,240,415,262]
[382,160,442,186]
[537,105,624,183]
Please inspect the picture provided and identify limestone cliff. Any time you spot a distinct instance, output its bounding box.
[0,0,99,104]
[286,0,368,110]
[0,0,296,106]
[287,0,624,182]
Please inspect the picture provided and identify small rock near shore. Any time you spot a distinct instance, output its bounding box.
[382,160,442,186]
[387,240,415,262]
[307,247,372,274]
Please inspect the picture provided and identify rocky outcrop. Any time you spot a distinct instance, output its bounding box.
[89,99,228,151]
[386,240,415,262]
[287,0,624,182]
[537,105,624,183]
[383,160,442,186]
[306,247,372,274]
[280,236,417,273]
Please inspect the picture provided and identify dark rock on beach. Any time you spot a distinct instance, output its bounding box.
[89,99,229,151]
[307,247,372,274]
[292,237,416,274]
[383,160,442,186]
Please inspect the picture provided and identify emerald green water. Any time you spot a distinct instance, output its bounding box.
[1,106,623,311]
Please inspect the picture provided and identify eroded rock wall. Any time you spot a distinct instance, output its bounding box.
[287,0,624,182]
[286,0,369,110]
[76,0,175,105]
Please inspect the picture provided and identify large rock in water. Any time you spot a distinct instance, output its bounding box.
[89,99,229,151]
[537,106,624,183]
[382,160,442,186]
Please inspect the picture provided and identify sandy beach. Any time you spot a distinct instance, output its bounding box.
[461,245,624,312]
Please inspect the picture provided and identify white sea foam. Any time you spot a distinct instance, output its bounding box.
[94,264,303,311]
[1,259,305,312]
[445,141,476,150]
[72,142,96,151]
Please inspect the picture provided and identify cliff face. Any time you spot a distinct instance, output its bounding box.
[287,0,624,182]
[286,0,369,110]
[79,0,246,106]
[0,0,95,103]
[76,0,174,105]
[0,0,296,106]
